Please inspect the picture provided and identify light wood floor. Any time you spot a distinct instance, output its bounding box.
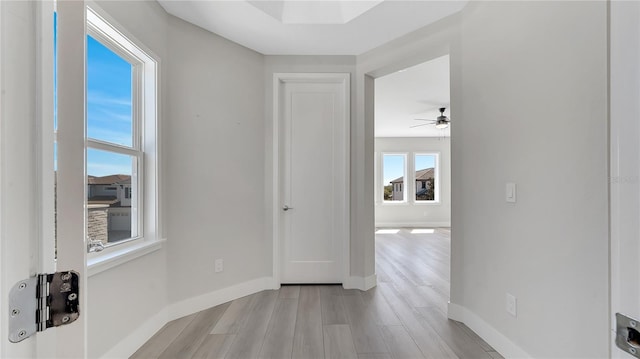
[131,228,503,359]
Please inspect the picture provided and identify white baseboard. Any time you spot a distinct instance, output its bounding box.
[100,277,273,359]
[447,303,531,359]
[167,277,274,321]
[375,221,451,228]
[100,307,168,359]
[344,274,377,291]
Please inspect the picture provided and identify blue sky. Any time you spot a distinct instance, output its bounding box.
[383,154,435,184]
[54,24,133,177]
[86,35,133,177]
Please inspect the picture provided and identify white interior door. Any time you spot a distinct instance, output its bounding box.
[276,74,349,284]
[0,1,86,357]
[610,2,640,358]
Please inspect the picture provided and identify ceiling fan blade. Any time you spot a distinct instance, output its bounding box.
[413,119,434,122]
[409,123,431,128]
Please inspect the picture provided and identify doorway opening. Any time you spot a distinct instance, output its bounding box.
[373,55,453,315]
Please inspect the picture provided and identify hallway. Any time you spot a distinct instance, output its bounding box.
[131,229,502,358]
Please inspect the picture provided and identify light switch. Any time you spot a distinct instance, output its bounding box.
[506,183,516,203]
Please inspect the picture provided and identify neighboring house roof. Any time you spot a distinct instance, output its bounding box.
[87,196,120,206]
[390,168,434,184]
[87,174,131,185]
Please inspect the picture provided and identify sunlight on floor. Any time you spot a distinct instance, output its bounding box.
[411,228,435,234]
[376,229,400,234]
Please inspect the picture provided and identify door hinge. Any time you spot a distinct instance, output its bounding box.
[8,271,80,343]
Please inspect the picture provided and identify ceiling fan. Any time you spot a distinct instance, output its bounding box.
[411,107,450,129]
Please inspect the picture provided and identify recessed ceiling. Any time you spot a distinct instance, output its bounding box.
[247,1,384,24]
[157,0,468,55]
[375,55,450,138]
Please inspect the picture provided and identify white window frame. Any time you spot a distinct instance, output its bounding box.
[414,152,441,204]
[381,152,408,204]
[85,5,161,275]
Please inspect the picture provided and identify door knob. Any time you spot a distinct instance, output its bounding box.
[283,205,293,211]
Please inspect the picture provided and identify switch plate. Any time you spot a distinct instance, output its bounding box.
[506,183,516,203]
[214,259,223,273]
[506,293,517,317]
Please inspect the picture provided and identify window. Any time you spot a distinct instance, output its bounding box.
[85,8,158,249]
[382,154,406,202]
[415,154,438,202]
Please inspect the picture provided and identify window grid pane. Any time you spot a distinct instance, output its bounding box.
[415,154,436,201]
[87,148,139,245]
[383,154,405,202]
[87,34,134,148]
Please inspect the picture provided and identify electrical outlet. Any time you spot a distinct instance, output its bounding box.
[215,259,223,273]
[506,293,517,317]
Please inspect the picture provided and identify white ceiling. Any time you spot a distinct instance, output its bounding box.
[375,55,450,138]
[157,0,467,55]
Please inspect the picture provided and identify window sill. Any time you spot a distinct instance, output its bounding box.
[377,201,441,206]
[87,238,165,277]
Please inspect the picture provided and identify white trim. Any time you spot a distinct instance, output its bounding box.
[272,73,351,286]
[167,277,274,321]
[99,307,168,359]
[84,3,161,262]
[344,275,377,291]
[36,2,57,354]
[87,238,165,277]
[447,303,532,359]
[375,221,451,228]
[609,2,640,358]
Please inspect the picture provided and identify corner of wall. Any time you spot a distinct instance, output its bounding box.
[99,307,169,359]
[447,303,532,359]
[344,274,377,291]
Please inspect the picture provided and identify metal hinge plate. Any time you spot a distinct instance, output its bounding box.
[8,271,80,343]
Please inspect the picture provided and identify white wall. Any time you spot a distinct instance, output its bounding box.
[87,1,169,358]
[358,2,609,357]
[375,137,451,227]
[165,16,269,304]
[455,2,609,357]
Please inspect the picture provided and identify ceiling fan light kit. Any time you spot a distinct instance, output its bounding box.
[412,107,451,129]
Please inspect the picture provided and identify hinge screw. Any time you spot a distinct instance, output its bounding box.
[61,273,71,281]
[631,348,637,355]
[62,316,70,323]
[68,293,77,301]
[631,320,637,328]
[18,330,26,338]
[11,309,20,317]
[18,282,27,290]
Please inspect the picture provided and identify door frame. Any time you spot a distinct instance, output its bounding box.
[609,1,640,357]
[0,0,86,357]
[272,73,350,287]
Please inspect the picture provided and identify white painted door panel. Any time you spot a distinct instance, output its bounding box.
[610,2,640,358]
[0,1,86,357]
[279,76,348,283]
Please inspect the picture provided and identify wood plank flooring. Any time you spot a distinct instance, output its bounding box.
[131,228,502,359]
